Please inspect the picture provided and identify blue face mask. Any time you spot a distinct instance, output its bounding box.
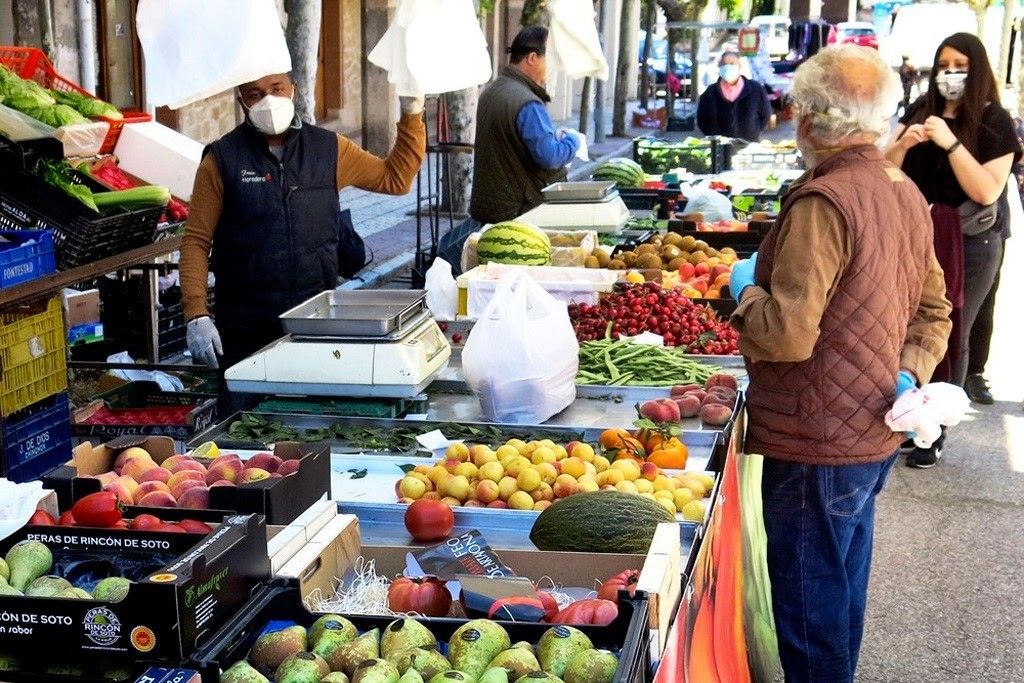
[720,64,741,83]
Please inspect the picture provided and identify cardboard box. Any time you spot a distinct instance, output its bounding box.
[0,514,269,663]
[42,436,330,525]
[63,288,100,328]
[632,107,668,130]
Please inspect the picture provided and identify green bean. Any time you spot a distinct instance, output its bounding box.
[575,338,721,387]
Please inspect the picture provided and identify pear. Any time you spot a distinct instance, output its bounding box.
[428,673,474,683]
[25,575,72,597]
[448,619,511,679]
[398,669,425,683]
[314,622,360,671]
[563,649,618,683]
[337,628,381,676]
[0,557,8,582]
[352,658,400,683]
[381,619,437,658]
[57,587,95,600]
[322,674,352,683]
[91,576,132,602]
[276,651,329,683]
[514,674,563,683]
[5,540,52,592]
[0,579,22,596]
[478,668,511,683]
[249,625,308,676]
[407,648,451,680]
[311,613,358,648]
[512,642,534,655]
[536,627,592,679]
[220,660,270,683]
[487,648,541,679]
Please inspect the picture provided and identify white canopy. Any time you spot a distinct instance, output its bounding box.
[547,0,609,81]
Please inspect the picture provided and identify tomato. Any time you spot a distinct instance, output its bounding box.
[597,569,641,603]
[112,520,129,529]
[129,514,163,531]
[404,499,454,542]
[154,523,187,533]
[27,510,56,525]
[387,577,452,617]
[58,510,77,526]
[71,492,124,528]
[536,590,560,621]
[551,598,619,626]
[176,519,213,534]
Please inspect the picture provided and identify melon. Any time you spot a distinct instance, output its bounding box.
[529,491,675,554]
[477,221,551,266]
[592,157,645,189]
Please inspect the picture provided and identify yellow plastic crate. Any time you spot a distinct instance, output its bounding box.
[0,296,67,416]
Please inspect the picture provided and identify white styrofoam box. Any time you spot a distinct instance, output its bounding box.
[114,121,204,201]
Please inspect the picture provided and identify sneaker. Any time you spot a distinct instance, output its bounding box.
[899,438,916,454]
[906,442,943,468]
[964,374,994,405]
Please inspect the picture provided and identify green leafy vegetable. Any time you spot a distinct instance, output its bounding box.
[52,89,122,120]
[35,158,97,211]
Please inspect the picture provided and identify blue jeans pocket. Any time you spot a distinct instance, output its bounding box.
[824,466,876,517]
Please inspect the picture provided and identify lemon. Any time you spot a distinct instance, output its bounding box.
[190,441,219,460]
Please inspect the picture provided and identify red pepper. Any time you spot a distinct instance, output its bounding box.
[71,491,125,528]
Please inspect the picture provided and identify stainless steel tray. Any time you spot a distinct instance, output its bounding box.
[542,180,617,203]
[279,290,427,337]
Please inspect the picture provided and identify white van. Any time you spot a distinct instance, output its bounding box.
[751,15,792,59]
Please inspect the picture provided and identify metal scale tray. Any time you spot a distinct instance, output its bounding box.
[541,180,617,203]
[279,289,427,337]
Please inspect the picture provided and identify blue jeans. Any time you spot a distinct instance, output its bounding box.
[762,453,898,683]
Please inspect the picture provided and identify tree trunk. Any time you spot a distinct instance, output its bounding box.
[998,0,1016,86]
[579,77,593,134]
[284,0,322,124]
[639,0,656,110]
[12,0,40,47]
[440,87,479,216]
[613,0,640,136]
[975,5,987,39]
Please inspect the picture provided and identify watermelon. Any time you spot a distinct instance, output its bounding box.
[477,221,551,266]
[593,157,645,188]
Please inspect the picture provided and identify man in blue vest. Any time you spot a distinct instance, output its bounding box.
[181,72,426,380]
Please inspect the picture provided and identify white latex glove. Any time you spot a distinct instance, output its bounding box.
[186,316,223,369]
[400,96,425,115]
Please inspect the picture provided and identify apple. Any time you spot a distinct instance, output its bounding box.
[277,459,301,476]
[239,468,271,484]
[137,467,172,484]
[246,453,283,473]
[136,481,171,497]
[138,491,176,507]
[177,486,210,510]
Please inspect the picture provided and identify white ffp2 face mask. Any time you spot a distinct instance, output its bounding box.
[246,94,295,135]
[935,70,967,101]
[720,64,741,83]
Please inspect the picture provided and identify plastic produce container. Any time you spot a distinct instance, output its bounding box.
[0,391,71,482]
[0,229,55,289]
[457,263,619,318]
[0,295,67,416]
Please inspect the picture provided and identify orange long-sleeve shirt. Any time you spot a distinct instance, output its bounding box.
[180,114,426,321]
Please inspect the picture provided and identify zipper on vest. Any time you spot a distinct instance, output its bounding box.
[278,161,298,306]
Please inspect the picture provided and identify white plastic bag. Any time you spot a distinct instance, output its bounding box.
[424,258,458,321]
[462,273,579,423]
[136,0,291,109]
[885,382,970,448]
[0,479,45,542]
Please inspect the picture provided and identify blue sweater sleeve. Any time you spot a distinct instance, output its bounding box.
[516,102,579,170]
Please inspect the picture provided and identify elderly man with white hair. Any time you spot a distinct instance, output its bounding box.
[728,45,952,682]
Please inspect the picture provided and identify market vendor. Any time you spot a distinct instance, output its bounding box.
[180,72,426,384]
[696,51,772,141]
[469,26,582,225]
[728,45,952,682]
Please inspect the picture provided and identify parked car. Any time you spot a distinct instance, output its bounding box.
[750,15,792,59]
[828,22,879,49]
[638,32,693,83]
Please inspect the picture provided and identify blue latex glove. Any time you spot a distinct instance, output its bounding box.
[896,370,916,398]
[729,252,758,300]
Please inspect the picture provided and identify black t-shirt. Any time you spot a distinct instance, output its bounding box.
[899,98,1022,207]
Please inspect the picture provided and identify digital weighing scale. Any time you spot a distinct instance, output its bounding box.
[517,181,630,233]
[225,290,451,399]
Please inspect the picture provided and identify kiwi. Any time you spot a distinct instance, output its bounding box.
[636,253,663,270]
[663,233,684,247]
[691,251,709,263]
[635,244,658,255]
[621,251,638,267]
[694,240,710,252]
[706,247,719,258]
[667,257,685,271]
[584,255,600,268]
[595,250,611,267]
[661,244,682,260]
[607,259,626,270]
[720,246,736,255]
[680,235,697,250]
[651,235,664,246]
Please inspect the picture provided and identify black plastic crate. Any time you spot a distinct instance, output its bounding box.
[616,187,685,213]
[189,583,650,683]
[633,136,731,175]
[0,168,162,269]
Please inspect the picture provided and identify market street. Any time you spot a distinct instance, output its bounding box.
[859,234,1024,681]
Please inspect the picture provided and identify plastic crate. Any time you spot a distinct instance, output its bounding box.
[0,169,162,269]
[1,392,71,482]
[0,295,67,416]
[0,46,151,155]
[633,136,730,175]
[0,229,55,288]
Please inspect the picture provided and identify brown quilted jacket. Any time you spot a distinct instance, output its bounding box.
[744,145,945,465]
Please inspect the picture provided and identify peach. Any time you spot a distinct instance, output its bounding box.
[397,497,415,505]
[177,486,210,510]
[266,473,282,480]
[171,479,206,500]
[122,457,159,481]
[469,445,497,467]
[670,384,702,397]
[533,500,552,511]
[209,479,236,488]
[463,500,485,508]
[114,447,153,473]
[705,373,739,392]
[700,403,732,426]
[137,467,172,484]
[487,500,509,509]
[246,453,283,473]
[95,472,119,488]
[167,470,205,491]
[552,474,579,499]
[167,459,207,475]
[640,462,660,482]
[103,480,135,505]
[205,459,242,485]
[115,475,140,498]
[639,399,681,423]
[474,479,500,504]
[160,455,193,470]
[674,395,702,418]
[138,491,176,507]
[239,468,271,484]
[209,453,242,468]
[442,459,461,474]
[136,481,171,497]
[277,459,301,476]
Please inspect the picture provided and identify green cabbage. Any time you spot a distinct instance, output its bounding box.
[0,66,55,108]
[52,89,122,120]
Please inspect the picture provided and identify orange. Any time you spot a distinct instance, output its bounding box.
[648,448,687,470]
[599,428,633,451]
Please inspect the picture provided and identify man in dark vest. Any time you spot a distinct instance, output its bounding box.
[728,46,951,682]
[180,71,425,381]
[470,26,582,224]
